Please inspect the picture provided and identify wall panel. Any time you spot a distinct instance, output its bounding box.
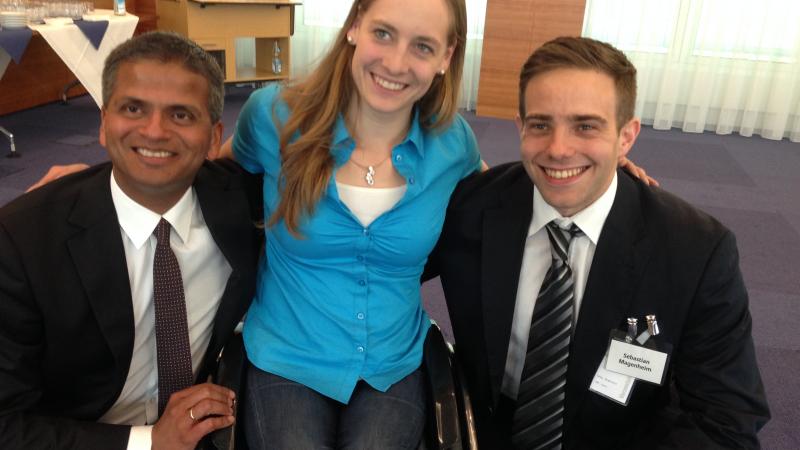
[476,0,586,119]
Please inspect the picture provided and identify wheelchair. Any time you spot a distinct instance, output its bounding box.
[419,323,479,450]
[205,323,477,450]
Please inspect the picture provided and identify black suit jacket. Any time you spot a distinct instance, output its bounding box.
[0,160,262,449]
[426,163,770,449]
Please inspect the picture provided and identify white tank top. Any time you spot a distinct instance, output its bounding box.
[336,182,407,227]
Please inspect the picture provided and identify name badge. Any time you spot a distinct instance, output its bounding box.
[589,354,636,405]
[605,339,668,385]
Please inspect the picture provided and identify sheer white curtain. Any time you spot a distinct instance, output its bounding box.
[583,0,800,142]
[290,0,486,110]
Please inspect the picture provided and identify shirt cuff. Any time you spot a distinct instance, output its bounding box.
[127,425,153,450]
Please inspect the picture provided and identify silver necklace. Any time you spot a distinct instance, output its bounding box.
[349,152,392,186]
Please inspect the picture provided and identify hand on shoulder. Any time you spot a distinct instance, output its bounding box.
[619,156,659,186]
[25,163,91,192]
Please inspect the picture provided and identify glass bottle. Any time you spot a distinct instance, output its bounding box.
[114,0,126,16]
[271,40,282,75]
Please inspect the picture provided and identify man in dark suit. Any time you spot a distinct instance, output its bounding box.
[0,32,260,449]
[427,37,770,449]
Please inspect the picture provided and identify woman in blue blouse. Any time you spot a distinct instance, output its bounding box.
[218,0,479,447]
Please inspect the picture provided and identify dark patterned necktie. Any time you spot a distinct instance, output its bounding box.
[153,218,193,416]
[512,221,582,449]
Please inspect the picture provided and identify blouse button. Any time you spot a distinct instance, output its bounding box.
[358,280,366,286]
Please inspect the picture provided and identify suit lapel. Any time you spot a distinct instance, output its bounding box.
[66,164,135,375]
[564,172,653,430]
[481,175,534,405]
[193,163,252,373]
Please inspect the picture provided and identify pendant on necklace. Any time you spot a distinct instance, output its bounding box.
[365,166,376,186]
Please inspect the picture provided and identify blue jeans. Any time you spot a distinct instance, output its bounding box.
[244,364,426,449]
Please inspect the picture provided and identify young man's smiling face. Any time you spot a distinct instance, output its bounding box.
[516,68,640,217]
[100,59,222,213]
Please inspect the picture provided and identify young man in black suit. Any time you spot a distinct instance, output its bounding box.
[0,32,261,450]
[427,37,770,449]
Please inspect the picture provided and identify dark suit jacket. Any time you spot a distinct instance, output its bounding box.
[0,160,262,450]
[426,163,770,449]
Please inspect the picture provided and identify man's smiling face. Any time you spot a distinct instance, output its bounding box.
[100,59,221,212]
[516,68,639,217]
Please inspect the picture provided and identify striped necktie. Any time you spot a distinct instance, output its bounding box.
[512,221,582,449]
[153,218,194,416]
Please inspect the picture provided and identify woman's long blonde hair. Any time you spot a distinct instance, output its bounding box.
[270,0,468,234]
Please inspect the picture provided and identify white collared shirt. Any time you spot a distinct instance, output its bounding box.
[98,172,231,448]
[501,174,618,399]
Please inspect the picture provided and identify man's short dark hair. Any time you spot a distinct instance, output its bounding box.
[518,36,637,130]
[102,31,225,123]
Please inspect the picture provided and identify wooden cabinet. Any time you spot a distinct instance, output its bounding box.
[156,0,301,82]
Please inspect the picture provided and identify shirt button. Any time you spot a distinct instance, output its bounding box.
[358,280,366,286]
[408,176,415,184]
[357,312,365,320]
[395,154,403,162]
[357,255,364,262]
[362,228,369,236]
[357,345,365,353]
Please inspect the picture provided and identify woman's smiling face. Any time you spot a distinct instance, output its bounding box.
[347,0,455,120]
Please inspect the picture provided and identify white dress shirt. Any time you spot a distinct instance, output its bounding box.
[501,174,618,399]
[98,172,231,448]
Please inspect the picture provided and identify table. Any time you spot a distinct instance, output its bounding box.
[0,46,10,78]
[28,10,139,107]
[0,11,137,156]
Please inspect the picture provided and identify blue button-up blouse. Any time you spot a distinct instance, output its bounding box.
[234,85,481,403]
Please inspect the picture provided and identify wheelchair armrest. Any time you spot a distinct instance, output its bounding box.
[423,324,462,449]
[451,347,479,450]
[203,332,247,450]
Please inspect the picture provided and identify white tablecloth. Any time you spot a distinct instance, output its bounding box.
[0,49,9,79]
[28,10,138,107]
